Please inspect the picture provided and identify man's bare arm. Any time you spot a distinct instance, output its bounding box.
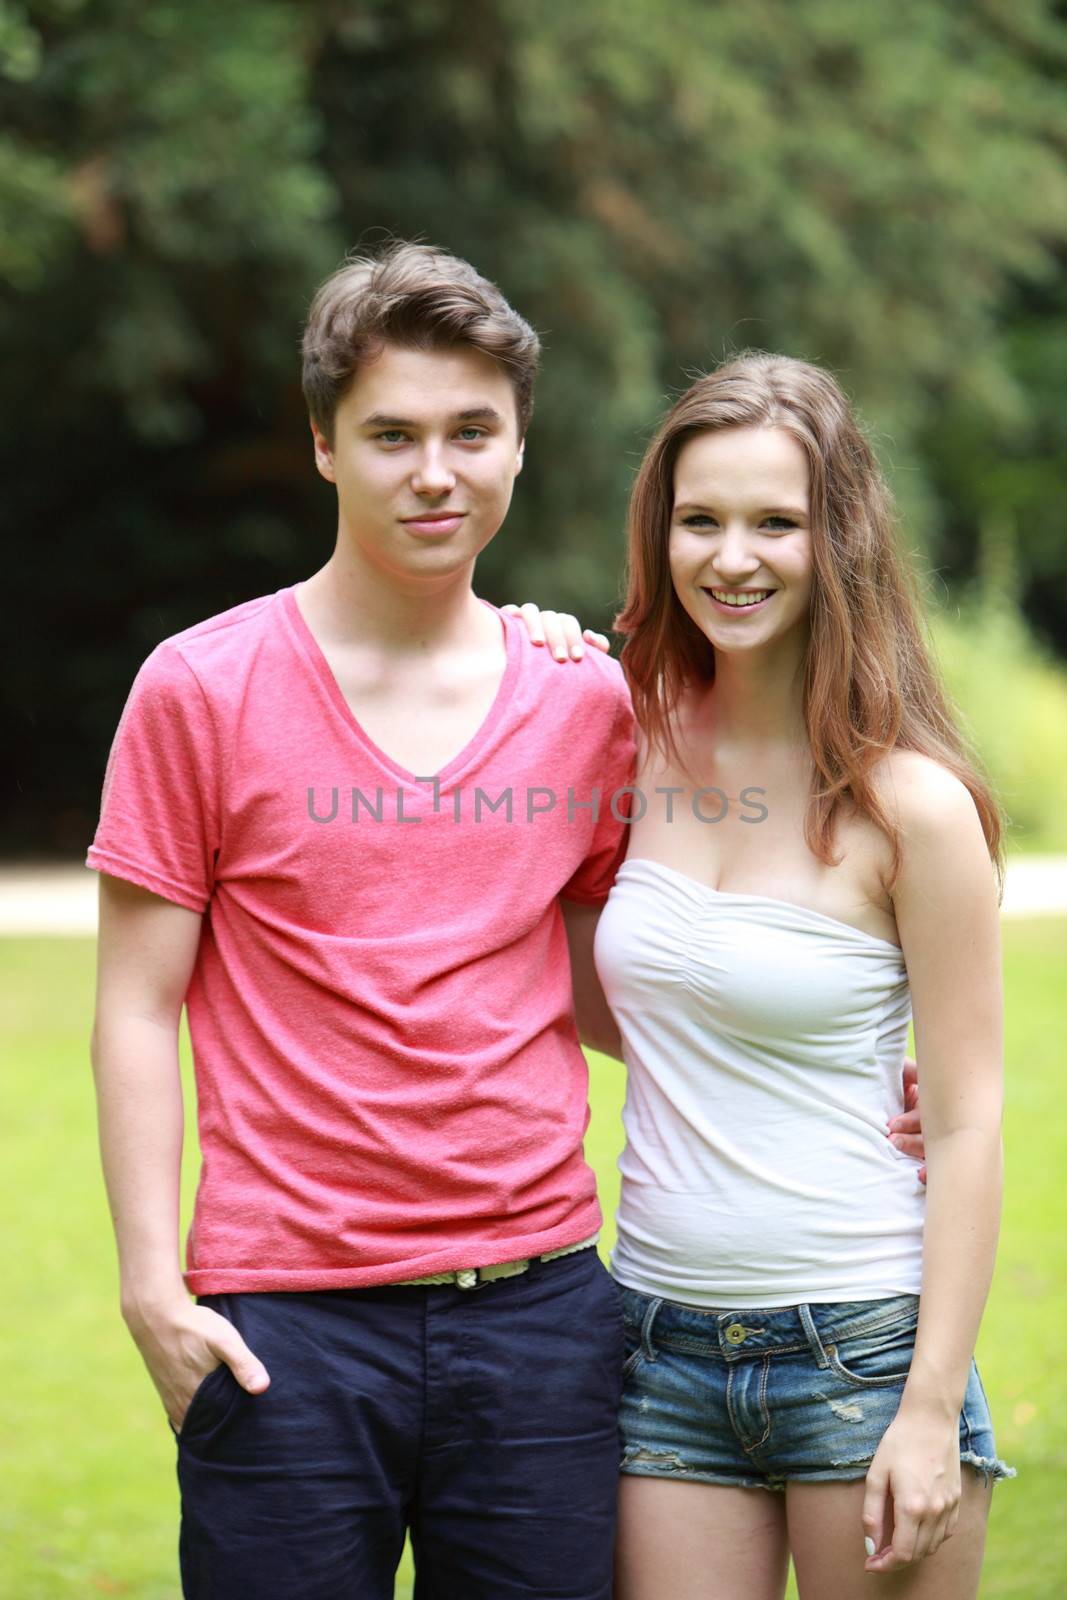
[561,900,622,1061]
[91,874,269,1430]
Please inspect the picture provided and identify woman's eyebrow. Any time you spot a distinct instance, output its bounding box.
[673,499,808,518]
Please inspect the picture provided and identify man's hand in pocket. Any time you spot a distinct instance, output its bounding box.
[123,1294,270,1432]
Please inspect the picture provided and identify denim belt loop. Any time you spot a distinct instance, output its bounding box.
[639,1297,664,1363]
[798,1303,831,1370]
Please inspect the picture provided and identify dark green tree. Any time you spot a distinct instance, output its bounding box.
[2,0,1066,848]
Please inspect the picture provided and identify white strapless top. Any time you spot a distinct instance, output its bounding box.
[595,858,925,1307]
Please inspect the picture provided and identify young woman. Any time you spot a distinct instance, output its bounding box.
[511,353,1011,1599]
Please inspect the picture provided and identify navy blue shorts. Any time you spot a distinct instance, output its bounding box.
[174,1248,624,1598]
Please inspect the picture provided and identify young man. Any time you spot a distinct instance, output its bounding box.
[88,242,634,1599]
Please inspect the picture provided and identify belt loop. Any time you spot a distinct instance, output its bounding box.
[798,1303,830,1370]
[640,1297,663,1363]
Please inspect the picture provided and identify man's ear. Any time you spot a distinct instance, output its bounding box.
[515,437,526,476]
[310,419,336,483]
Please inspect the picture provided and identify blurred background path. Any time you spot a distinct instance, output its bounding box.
[2,857,1065,936]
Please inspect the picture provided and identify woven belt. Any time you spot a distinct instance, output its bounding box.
[392,1234,599,1290]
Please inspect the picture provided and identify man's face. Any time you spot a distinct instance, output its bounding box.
[311,342,525,588]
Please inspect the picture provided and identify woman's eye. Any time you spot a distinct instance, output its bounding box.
[764,516,797,531]
[680,513,717,528]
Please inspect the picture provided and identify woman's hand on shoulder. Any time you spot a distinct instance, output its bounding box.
[862,1405,962,1571]
[502,602,610,662]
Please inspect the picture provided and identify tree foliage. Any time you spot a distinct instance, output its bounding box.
[2,0,1066,848]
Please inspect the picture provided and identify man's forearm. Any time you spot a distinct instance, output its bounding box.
[91,1012,188,1319]
[561,899,623,1061]
[576,1014,624,1062]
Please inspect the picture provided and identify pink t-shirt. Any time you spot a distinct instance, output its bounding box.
[87,586,635,1292]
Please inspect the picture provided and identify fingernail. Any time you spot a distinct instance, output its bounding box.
[554,648,567,660]
[571,645,584,659]
[865,1537,876,1558]
[889,1135,902,1148]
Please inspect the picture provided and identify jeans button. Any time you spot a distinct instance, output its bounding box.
[725,1323,748,1345]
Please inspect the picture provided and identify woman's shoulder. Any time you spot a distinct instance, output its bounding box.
[871,750,989,866]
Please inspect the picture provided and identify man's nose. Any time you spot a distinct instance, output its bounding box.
[412,445,456,497]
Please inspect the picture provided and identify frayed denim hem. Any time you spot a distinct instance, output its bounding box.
[962,1449,1016,1486]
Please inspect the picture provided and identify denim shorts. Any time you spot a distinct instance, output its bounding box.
[618,1285,1015,1492]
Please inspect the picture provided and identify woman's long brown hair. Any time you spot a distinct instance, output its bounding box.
[615,352,1003,887]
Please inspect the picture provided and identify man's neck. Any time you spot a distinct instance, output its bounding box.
[298,550,493,657]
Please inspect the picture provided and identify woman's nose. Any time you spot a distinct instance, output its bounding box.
[713,524,760,579]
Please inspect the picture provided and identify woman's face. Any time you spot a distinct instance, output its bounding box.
[668,425,814,660]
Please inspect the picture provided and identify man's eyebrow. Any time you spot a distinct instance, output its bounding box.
[359,406,506,430]
[360,412,417,429]
[455,406,506,425]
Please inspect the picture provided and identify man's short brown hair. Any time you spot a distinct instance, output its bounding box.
[301,241,541,443]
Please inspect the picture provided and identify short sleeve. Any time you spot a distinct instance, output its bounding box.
[85,644,222,912]
[561,677,637,905]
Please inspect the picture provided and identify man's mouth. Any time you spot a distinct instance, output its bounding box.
[401,511,468,535]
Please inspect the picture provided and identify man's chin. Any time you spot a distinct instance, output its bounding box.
[381,541,485,589]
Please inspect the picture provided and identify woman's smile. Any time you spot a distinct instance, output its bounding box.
[670,425,813,654]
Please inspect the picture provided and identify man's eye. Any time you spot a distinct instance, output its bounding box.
[376,430,408,444]
[456,427,487,442]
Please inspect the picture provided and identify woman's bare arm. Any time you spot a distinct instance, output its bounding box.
[862,754,1003,1573]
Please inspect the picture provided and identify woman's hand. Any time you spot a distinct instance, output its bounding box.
[862,1406,962,1572]
[502,603,610,662]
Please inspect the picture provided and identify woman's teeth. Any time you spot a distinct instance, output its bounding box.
[710,589,773,607]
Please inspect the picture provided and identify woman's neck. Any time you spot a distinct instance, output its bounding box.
[705,637,808,749]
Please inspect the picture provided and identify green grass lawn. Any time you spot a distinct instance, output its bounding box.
[1,920,1063,1598]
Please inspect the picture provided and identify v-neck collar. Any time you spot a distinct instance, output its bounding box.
[280,584,521,786]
